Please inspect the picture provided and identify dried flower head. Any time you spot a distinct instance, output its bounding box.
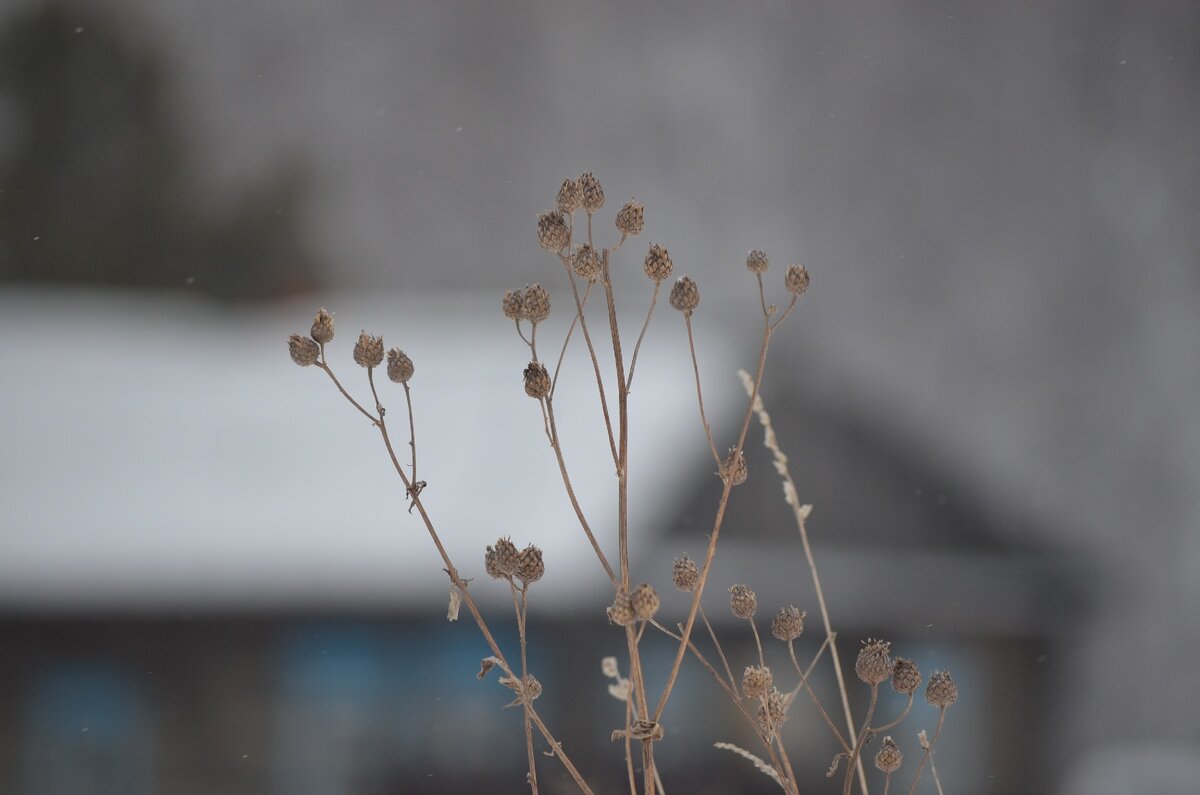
[502,289,525,321]
[578,171,604,213]
[669,276,700,314]
[630,583,660,621]
[387,348,414,384]
[523,283,551,323]
[742,665,773,699]
[925,670,958,707]
[523,361,551,399]
[615,200,644,236]
[537,210,570,251]
[310,308,334,344]
[746,249,769,274]
[288,334,320,367]
[643,243,673,283]
[485,537,520,579]
[607,590,635,626]
[771,606,806,642]
[556,177,582,214]
[891,657,922,695]
[729,584,757,619]
[720,448,748,486]
[855,639,894,686]
[517,544,545,583]
[757,687,787,732]
[874,736,903,773]
[785,264,810,296]
[672,556,699,592]
[522,673,543,701]
[572,244,602,282]
[352,332,384,368]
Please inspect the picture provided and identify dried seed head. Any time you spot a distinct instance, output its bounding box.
[630,583,660,621]
[517,544,545,583]
[556,178,582,214]
[288,334,320,367]
[720,448,748,486]
[492,537,520,577]
[521,673,543,701]
[607,590,636,626]
[891,657,922,695]
[925,670,958,707]
[669,276,700,314]
[502,289,525,320]
[771,606,806,642]
[756,687,787,731]
[855,639,894,685]
[615,200,644,236]
[352,332,384,368]
[746,249,769,274]
[386,348,414,384]
[742,665,773,699]
[310,308,335,344]
[537,210,570,251]
[572,244,602,282]
[643,243,674,283]
[785,264,810,296]
[578,171,604,212]
[672,556,699,592]
[729,584,757,619]
[523,361,551,399]
[484,546,505,579]
[874,736,903,773]
[523,283,551,323]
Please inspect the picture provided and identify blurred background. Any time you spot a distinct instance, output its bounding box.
[2,0,1198,792]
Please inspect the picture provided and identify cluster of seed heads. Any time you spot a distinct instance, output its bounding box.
[729,584,757,619]
[485,537,545,584]
[672,556,699,592]
[756,687,787,732]
[502,283,551,324]
[608,583,660,625]
[287,309,417,385]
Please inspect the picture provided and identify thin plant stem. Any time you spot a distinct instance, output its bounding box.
[883,773,892,795]
[700,606,737,692]
[551,284,592,395]
[403,382,417,482]
[929,754,945,795]
[870,694,914,734]
[510,580,539,794]
[557,252,619,468]
[626,281,661,390]
[624,696,637,795]
[843,685,878,795]
[653,308,783,725]
[317,360,377,424]
[322,363,593,794]
[757,273,770,318]
[907,709,947,795]
[749,617,766,669]
[543,397,618,585]
[740,370,866,795]
[787,640,850,752]
[648,619,790,791]
[683,314,722,466]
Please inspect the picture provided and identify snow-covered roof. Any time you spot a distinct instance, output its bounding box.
[0,288,743,612]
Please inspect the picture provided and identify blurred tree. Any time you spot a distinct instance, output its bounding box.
[0,1,319,301]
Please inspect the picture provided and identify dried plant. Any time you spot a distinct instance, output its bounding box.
[285,172,957,794]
